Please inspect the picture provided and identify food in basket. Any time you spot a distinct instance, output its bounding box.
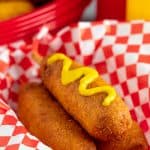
[0,0,34,21]
[17,52,148,149]
[40,53,132,141]
[0,0,52,21]
[18,83,96,150]
[97,121,148,150]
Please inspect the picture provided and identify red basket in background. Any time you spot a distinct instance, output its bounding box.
[97,0,150,21]
[97,0,126,20]
[0,0,91,45]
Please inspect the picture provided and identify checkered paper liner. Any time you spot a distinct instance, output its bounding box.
[0,20,150,149]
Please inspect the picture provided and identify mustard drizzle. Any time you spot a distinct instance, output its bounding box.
[47,53,116,106]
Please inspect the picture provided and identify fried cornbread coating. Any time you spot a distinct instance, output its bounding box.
[18,83,96,150]
[97,121,148,150]
[40,55,132,141]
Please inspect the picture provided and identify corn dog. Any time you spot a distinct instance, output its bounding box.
[18,83,96,150]
[97,121,148,150]
[40,53,132,141]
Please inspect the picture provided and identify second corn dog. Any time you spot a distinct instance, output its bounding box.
[41,53,132,141]
[18,83,96,150]
[97,121,148,150]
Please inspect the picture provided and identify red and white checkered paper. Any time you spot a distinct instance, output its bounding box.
[0,20,150,149]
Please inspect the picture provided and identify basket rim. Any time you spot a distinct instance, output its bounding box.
[0,0,91,45]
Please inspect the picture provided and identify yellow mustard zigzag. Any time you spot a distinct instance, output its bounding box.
[47,53,116,106]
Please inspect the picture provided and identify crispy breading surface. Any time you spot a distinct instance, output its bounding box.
[40,56,132,141]
[18,83,96,150]
[97,121,148,150]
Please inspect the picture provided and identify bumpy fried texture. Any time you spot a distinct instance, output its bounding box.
[40,56,132,141]
[97,121,148,150]
[18,83,96,150]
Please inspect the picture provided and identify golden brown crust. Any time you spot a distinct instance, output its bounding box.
[40,56,132,141]
[97,121,148,150]
[18,83,96,150]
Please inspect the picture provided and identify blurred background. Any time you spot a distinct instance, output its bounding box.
[0,0,149,44]
[0,0,150,21]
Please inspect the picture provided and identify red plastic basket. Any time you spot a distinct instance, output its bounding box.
[0,0,91,45]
